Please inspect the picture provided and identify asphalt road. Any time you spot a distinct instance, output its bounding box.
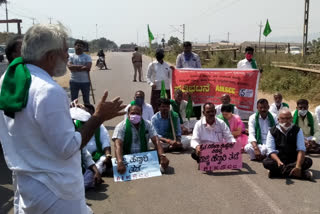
[1,52,320,214]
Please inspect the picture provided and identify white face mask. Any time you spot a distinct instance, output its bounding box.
[280,123,293,131]
[298,110,308,117]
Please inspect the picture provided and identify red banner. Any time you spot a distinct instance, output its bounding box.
[171,69,260,112]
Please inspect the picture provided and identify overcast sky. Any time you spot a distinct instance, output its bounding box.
[0,0,319,45]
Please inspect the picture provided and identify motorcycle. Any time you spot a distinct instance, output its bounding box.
[96,56,105,70]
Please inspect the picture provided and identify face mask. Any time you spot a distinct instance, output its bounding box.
[299,110,308,116]
[245,53,253,61]
[135,97,144,106]
[129,114,141,124]
[280,123,292,131]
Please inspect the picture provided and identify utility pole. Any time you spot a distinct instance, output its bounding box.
[227,32,230,43]
[49,17,52,24]
[302,0,310,57]
[258,21,263,52]
[32,18,35,25]
[209,34,211,44]
[136,31,139,46]
[182,24,185,42]
[95,24,98,40]
[5,2,8,32]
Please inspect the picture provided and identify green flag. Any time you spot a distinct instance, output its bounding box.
[160,80,167,99]
[148,24,154,47]
[186,94,193,120]
[263,19,272,37]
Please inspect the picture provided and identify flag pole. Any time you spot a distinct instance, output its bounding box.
[88,71,96,104]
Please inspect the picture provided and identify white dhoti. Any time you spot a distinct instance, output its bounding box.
[14,174,92,214]
[244,143,268,160]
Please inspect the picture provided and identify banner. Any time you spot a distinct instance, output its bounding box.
[199,142,242,171]
[171,68,260,112]
[112,151,162,182]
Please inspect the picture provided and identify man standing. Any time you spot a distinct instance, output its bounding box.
[146,49,172,113]
[245,99,277,161]
[68,39,92,104]
[215,94,239,116]
[263,108,313,179]
[292,99,320,153]
[0,24,125,213]
[132,47,143,82]
[191,103,235,163]
[176,41,201,69]
[237,46,258,69]
[269,92,289,116]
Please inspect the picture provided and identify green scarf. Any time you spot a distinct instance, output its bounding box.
[292,110,314,136]
[282,102,289,108]
[123,118,148,155]
[217,114,230,128]
[166,110,179,140]
[255,112,275,145]
[186,95,193,120]
[75,120,103,162]
[230,104,235,113]
[160,80,167,98]
[0,57,31,118]
[170,99,183,124]
[250,59,257,69]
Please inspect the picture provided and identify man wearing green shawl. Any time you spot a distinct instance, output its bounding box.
[270,92,290,116]
[237,46,258,69]
[245,99,277,161]
[113,104,169,174]
[292,99,320,153]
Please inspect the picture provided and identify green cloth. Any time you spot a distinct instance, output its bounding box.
[75,120,103,162]
[0,57,31,118]
[186,95,193,120]
[282,102,289,108]
[293,110,314,136]
[123,118,148,155]
[170,99,183,124]
[255,112,275,145]
[166,110,179,140]
[217,114,230,128]
[250,59,257,69]
[160,80,167,99]
[148,24,154,47]
[263,19,272,37]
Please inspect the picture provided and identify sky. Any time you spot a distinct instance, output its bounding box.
[0,0,319,46]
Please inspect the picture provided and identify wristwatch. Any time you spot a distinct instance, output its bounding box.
[106,154,112,158]
[160,154,166,158]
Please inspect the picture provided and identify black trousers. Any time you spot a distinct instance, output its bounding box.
[263,157,312,177]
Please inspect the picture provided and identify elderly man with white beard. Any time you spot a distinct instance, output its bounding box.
[0,24,126,214]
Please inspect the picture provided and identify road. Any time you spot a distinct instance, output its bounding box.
[1,52,320,214]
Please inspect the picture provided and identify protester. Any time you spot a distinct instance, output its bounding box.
[68,39,92,104]
[81,147,103,189]
[176,41,201,69]
[292,99,320,153]
[146,49,172,112]
[215,94,239,116]
[269,92,289,116]
[315,105,320,126]
[218,104,248,150]
[190,103,235,163]
[151,98,183,151]
[96,49,108,70]
[124,90,154,122]
[132,47,143,82]
[245,99,277,161]
[237,46,258,69]
[263,108,313,180]
[0,24,125,213]
[113,104,169,174]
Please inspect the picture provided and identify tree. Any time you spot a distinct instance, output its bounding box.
[167,36,181,46]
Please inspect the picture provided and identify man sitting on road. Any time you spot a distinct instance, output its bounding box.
[190,103,235,163]
[113,104,169,174]
[269,92,289,117]
[215,94,239,116]
[245,99,277,161]
[263,108,313,180]
[124,90,154,122]
[292,99,320,153]
[151,98,183,151]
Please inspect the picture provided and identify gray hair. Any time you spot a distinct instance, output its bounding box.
[22,23,68,63]
[278,107,291,115]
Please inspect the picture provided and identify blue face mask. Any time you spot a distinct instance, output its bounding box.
[135,97,144,106]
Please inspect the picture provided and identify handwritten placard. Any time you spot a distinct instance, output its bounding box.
[112,150,162,182]
[199,142,242,171]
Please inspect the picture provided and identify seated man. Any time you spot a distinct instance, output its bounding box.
[263,108,313,179]
[245,99,277,161]
[292,99,320,153]
[113,104,169,174]
[269,92,289,116]
[151,98,183,151]
[81,148,103,189]
[215,94,239,116]
[191,103,235,163]
[124,90,154,122]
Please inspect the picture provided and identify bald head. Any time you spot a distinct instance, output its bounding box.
[278,107,293,128]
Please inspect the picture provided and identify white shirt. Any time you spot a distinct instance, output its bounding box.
[215,104,239,116]
[191,117,236,148]
[176,52,201,68]
[124,102,154,122]
[237,58,256,69]
[0,64,84,200]
[248,112,277,145]
[146,60,171,90]
[269,103,288,116]
[315,105,320,126]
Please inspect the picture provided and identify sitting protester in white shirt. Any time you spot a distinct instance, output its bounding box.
[245,99,277,161]
[269,92,289,117]
[215,94,239,116]
[190,103,235,163]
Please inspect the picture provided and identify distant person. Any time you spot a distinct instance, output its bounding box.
[176,41,201,69]
[96,49,108,70]
[67,39,92,104]
[132,47,143,82]
[269,92,289,116]
[315,105,320,126]
[292,99,320,153]
[237,46,258,69]
[146,49,172,113]
[215,94,239,116]
[263,108,313,180]
[245,99,277,161]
